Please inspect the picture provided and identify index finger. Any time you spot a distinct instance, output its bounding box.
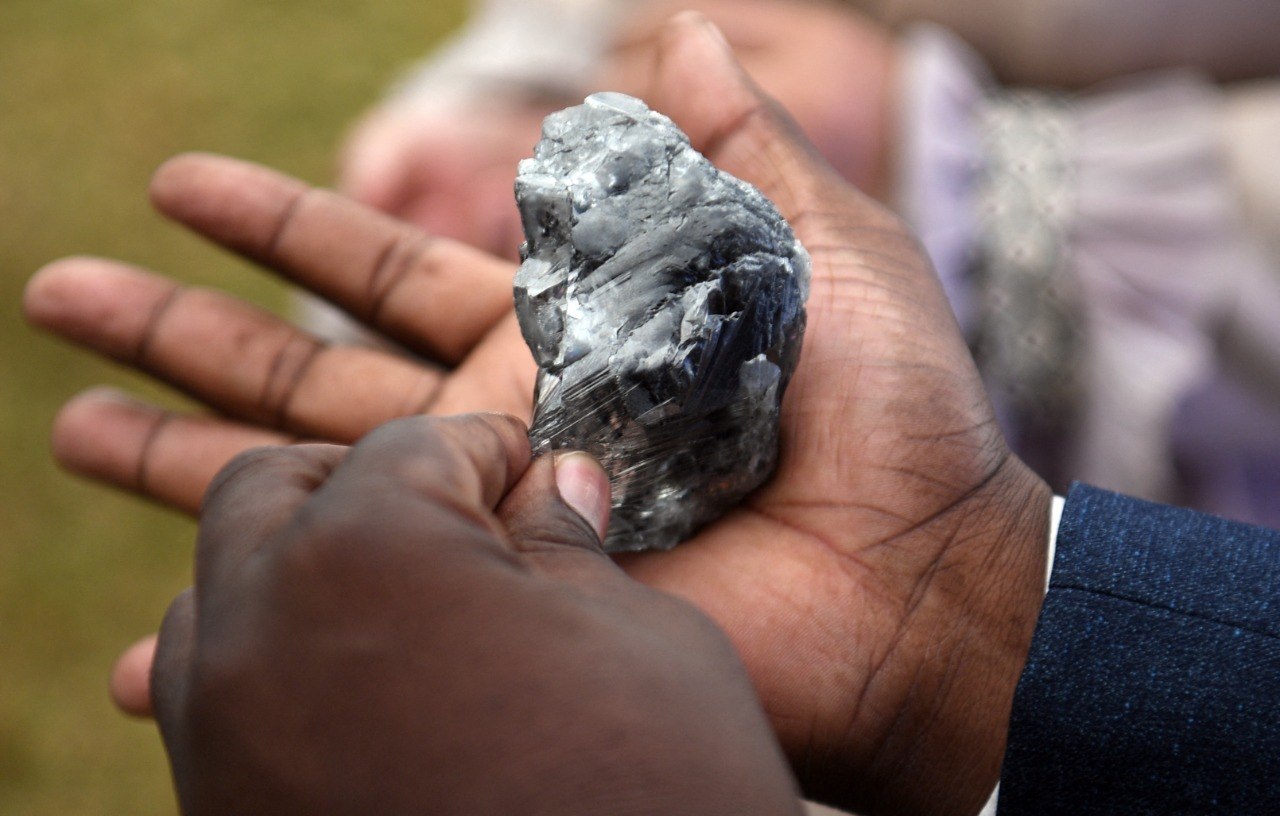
[197,443,348,590]
[254,414,534,580]
[320,413,532,518]
[149,153,517,365]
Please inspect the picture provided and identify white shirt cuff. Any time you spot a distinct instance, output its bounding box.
[1047,494,1065,591]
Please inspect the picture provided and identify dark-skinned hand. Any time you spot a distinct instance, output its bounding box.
[150,412,803,815]
[26,14,1051,815]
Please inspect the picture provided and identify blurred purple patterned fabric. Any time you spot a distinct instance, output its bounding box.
[897,27,1280,527]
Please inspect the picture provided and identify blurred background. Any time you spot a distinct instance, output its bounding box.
[4,0,1279,812]
[0,1,465,812]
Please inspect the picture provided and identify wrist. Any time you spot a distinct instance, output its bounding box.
[921,457,1049,813]
[858,455,1052,816]
[928,456,1052,813]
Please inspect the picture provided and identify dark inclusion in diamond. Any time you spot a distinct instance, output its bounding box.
[513,92,810,552]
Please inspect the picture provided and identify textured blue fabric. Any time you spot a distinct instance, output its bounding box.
[998,483,1280,815]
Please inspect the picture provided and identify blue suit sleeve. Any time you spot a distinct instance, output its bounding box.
[997,483,1280,815]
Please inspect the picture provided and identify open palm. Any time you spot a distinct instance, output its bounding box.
[26,15,1048,816]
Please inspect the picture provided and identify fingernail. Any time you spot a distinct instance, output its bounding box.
[670,11,729,51]
[553,452,611,542]
[80,386,143,406]
[699,18,730,50]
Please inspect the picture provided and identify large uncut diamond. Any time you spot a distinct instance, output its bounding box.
[514,93,809,552]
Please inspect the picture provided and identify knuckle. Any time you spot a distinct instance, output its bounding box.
[202,444,314,511]
[262,185,314,261]
[509,500,604,557]
[258,335,325,427]
[365,231,434,325]
[448,412,524,465]
[205,446,282,496]
[359,415,442,459]
[435,418,508,488]
[132,283,187,366]
[360,415,504,490]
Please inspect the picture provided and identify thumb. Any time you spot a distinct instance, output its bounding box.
[496,452,613,564]
[644,11,840,222]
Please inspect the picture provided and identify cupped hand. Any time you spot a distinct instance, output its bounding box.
[151,413,802,815]
[27,14,1049,816]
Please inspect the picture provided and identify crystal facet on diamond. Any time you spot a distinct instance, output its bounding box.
[513,93,810,552]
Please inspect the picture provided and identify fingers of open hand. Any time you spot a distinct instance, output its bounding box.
[28,261,536,512]
[150,152,514,363]
[51,388,291,514]
[426,313,537,419]
[25,258,447,442]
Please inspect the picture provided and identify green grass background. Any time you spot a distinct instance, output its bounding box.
[1,1,466,811]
